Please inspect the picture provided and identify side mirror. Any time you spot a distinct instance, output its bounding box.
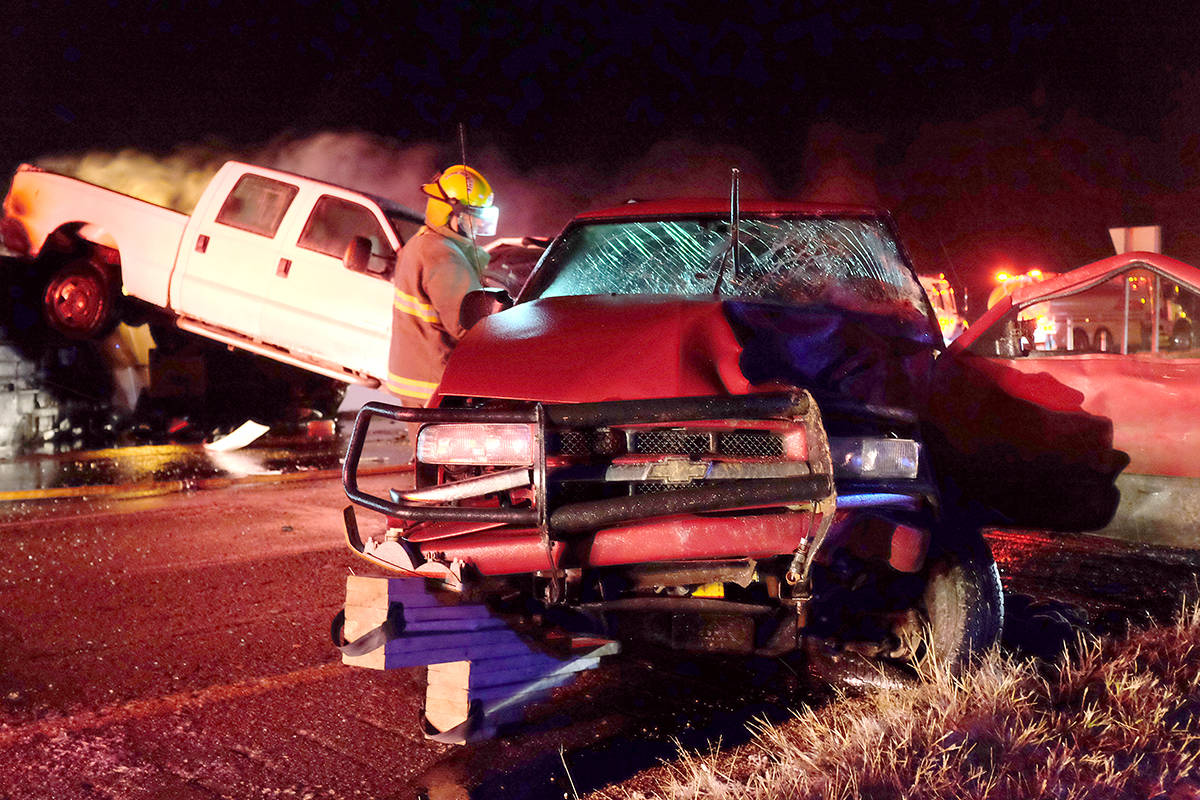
[343,236,372,272]
[459,287,514,330]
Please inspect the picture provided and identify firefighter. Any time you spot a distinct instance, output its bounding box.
[386,165,498,406]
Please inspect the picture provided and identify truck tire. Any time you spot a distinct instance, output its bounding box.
[919,532,1004,672]
[43,259,118,340]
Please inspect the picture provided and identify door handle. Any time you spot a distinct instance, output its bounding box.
[277,257,292,277]
[195,234,209,253]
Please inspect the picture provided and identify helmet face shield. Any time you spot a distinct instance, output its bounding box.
[461,204,499,237]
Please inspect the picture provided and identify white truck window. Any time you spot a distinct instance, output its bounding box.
[215,174,299,237]
[297,195,395,272]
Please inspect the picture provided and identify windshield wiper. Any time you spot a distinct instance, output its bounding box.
[712,168,742,296]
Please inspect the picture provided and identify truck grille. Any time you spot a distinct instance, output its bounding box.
[716,431,785,458]
[632,430,711,456]
[632,480,702,494]
[554,428,785,460]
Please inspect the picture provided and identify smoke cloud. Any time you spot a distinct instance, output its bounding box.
[798,122,883,205]
[36,145,233,214]
[30,131,781,241]
[250,131,442,216]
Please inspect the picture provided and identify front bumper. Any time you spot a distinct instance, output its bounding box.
[343,391,835,534]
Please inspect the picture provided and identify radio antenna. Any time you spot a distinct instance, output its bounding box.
[455,122,483,256]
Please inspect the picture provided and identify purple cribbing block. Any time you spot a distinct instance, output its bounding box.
[400,603,496,622]
[380,640,539,669]
[432,654,604,690]
[403,616,508,633]
[345,575,453,608]
[382,628,525,655]
[451,671,581,703]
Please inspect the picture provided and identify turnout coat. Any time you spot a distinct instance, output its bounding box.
[386,225,488,405]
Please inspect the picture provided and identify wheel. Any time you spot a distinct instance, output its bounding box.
[804,525,1003,678]
[43,260,118,339]
[914,532,1004,671]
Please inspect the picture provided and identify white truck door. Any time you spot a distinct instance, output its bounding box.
[173,172,300,338]
[262,193,395,380]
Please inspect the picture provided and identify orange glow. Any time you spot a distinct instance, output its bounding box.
[996,271,1011,283]
[1028,268,1043,279]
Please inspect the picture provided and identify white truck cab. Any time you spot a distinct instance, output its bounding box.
[1,161,422,387]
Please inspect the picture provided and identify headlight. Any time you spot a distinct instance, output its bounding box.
[830,437,919,480]
[416,423,534,466]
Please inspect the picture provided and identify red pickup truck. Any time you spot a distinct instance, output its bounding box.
[339,196,1052,691]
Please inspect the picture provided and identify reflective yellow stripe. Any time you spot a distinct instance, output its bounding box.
[393,289,440,324]
[386,373,438,400]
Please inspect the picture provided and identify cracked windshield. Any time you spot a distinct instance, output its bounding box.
[531,215,932,328]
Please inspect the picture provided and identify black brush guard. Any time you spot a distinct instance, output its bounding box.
[342,391,834,534]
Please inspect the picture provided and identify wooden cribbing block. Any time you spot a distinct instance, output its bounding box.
[425,666,587,705]
[342,601,494,624]
[427,654,603,690]
[344,574,447,608]
[346,637,541,671]
[397,604,495,623]
[341,616,514,669]
[342,603,505,633]
[345,627,522,669]
[423,691,529,742]
[421,635,621,743]
[342,574,518,669]
[401,616,507,633]
[381,628,525,654]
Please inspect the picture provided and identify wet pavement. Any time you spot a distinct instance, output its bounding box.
[987,527,1200,634]
[0,473,835,800]
[0,415,413,501]
[1,418,1199,798]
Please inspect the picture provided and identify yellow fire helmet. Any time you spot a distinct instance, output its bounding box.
[421,165,498,236]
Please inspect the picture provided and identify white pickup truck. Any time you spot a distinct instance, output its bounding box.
[0,161,424,387]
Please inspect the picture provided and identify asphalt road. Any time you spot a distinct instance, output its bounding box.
[1,473,1198,799]
[0,474,830,799]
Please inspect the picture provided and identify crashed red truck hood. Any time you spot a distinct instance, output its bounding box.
[435,295,755,403]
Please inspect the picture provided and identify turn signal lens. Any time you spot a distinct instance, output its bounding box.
[416,423,535,466]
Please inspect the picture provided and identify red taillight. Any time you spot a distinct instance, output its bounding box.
[416,423,535,466]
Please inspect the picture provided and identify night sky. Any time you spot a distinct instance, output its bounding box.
[3,0,1199,306]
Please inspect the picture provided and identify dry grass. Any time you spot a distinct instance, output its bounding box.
[595,602,1200,800]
